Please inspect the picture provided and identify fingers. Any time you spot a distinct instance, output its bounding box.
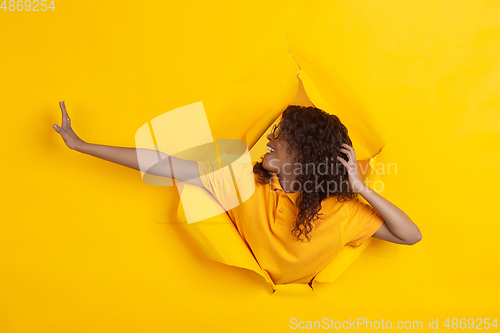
[341,143,355,154]
[59,101,70,127]
[336,155,347,167]
[54,101,70,134]
[340,143,356,161]
[340,148,351,162]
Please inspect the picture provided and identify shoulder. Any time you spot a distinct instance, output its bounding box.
[319,195,370,218]
[317,195,348,217]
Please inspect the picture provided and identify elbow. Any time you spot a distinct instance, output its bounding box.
[406,232,422,245]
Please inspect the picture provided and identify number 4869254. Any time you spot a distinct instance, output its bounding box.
[1,0,55,11]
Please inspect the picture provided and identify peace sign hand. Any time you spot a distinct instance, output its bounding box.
[53,101,87,150]
[336,143,366,193]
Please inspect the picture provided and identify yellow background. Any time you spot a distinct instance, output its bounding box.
[1,0,499,331]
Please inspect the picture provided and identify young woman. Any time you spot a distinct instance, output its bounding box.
[53,75,421,286]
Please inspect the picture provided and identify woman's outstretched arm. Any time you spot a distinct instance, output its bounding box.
[52,101,203,187]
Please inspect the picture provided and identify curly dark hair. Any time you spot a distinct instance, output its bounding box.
[253,105,358,242]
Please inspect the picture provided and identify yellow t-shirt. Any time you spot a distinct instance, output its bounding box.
[196,160,384,285]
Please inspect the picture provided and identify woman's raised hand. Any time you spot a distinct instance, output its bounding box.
[336,143,366,193]
[53,101,87,150]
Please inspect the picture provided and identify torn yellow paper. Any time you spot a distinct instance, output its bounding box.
[172,47,386,292]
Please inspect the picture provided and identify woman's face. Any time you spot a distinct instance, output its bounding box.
[262,127,299,175]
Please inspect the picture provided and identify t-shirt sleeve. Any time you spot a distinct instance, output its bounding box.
[196,159,219,194]
[196,160,240,212]
[341,197,385,248]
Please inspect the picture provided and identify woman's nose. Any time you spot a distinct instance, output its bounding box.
[266,132,273,140]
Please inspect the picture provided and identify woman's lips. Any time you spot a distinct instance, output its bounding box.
[263,151,275,158]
